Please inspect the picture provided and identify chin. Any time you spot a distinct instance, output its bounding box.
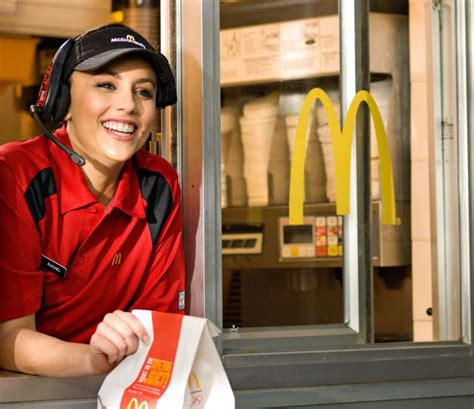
[101,141,140,162]
[103,148,137,164]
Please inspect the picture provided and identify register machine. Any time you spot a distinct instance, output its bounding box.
[222,201,411,270]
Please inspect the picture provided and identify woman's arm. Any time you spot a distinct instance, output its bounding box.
[0,311,149,377]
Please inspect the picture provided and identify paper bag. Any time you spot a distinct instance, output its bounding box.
[97,310,235,409]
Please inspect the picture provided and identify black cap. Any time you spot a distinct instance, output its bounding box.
[65,24,177,108]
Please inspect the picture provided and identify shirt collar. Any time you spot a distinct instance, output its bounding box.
[108,157,145,219]
[50,126,145,219]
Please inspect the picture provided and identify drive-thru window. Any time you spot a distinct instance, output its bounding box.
[0,1,473,408]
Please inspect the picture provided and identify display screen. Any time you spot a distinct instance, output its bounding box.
[283,225,313,244]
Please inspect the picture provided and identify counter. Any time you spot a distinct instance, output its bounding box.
[0,370,104,408]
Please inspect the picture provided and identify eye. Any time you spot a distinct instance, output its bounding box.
[135,88,154,99]
[96,81,115,90]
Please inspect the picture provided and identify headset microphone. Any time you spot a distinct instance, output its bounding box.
[29,105,86,166]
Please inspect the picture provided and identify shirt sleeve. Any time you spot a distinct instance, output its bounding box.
[0,160,43,321]
[128,178,186,314]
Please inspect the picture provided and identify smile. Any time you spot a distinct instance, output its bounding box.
[102,120,138,141]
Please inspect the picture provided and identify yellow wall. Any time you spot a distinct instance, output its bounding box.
[0,85,21,144]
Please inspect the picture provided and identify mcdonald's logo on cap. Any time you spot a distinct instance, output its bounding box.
[289,87,398,226]
[126,398,149,409]
[126,34,135,41]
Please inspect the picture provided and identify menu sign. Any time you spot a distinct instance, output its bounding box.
[220,16,339,86]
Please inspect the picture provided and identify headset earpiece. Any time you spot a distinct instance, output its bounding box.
[52,84,71,125]
[154,54,177,108]
[36,39,74,126]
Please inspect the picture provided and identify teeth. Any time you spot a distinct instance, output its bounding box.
[103,121,135,134]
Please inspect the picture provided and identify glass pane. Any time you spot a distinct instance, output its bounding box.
[405,0,461,342]
[219,0,463,344]
[220,0,345,329]
[371,0,461,343]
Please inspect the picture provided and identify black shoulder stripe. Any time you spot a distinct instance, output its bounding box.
[137,169,173,246]
[24,167,57,222]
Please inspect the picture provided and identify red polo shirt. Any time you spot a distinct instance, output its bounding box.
[0,126,185,343]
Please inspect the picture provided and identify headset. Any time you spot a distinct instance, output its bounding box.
[29,39,86,165]
[29,35,177,166]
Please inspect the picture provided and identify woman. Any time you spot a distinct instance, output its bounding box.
[0,24,185,376]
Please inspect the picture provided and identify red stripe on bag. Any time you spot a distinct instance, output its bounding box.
[120,312,184,409]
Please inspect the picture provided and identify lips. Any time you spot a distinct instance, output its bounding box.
[102,120,138,141]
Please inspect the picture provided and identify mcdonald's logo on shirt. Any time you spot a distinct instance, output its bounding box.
[289,87,398,226]
[126,34,135,41]
[111,253,122,266]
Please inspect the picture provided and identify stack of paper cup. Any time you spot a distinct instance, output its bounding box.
[221,108,235,162]
[220,108,235,208]
[239,94,279,207]
[285,112,326,203]
[371,159,380,199]
[268,117,289,205]
[315,89,341,203]
[220,162,227,208]
[369,79,392,199]
[221,106,246,207]
[285,114,310,160]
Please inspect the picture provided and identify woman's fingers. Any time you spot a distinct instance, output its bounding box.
[94,321,129,363]
[112,310,150,344]
[93,311,150,363]
[90,331,120,366]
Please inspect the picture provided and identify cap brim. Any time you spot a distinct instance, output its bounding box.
[74,48,158,72]
[71,46,177,108]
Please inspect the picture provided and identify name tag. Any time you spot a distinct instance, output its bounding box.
[40,254,67,278]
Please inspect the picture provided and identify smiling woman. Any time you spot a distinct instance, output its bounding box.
[66,57,158,204]
[0,24,185,378]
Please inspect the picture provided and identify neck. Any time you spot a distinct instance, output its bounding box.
[81,160,123,207]
[65,123,126,207]
[70,149,124,208]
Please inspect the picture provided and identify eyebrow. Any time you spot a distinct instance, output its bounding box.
[94,68,157,89]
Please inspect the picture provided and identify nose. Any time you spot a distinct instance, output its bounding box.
[115,87,137,113]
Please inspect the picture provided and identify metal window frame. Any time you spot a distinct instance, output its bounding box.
[457,0,472,345]
[339,0,371,343]
[173,0,474,401]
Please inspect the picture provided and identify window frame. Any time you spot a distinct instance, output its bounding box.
[176,0,474,400]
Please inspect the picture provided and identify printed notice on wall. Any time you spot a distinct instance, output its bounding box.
[0,0,17,13]
[220,16,339,86]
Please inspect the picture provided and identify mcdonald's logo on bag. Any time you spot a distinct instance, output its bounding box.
[188,371,202,391]
[289,87,398,226]
[126,398,149,409]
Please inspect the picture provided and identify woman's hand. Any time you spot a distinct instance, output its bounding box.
[89,310,150,374]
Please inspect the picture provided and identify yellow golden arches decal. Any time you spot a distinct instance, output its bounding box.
[126,397,149,409]
[289,88,397,226]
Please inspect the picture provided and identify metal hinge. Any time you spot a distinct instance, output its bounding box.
[441,117,454,140]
